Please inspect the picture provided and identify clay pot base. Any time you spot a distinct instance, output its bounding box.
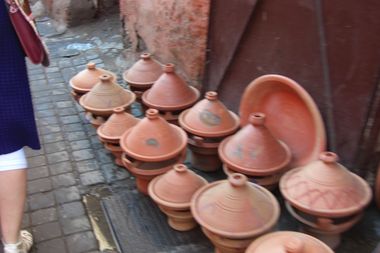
[104,143,124,167]
[159,207,197,231]
[85,112,106,129]
[71,90,83,103]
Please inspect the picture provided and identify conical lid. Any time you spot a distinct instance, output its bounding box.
[219,113,291,176]
[142,63,200,110]
[246,231,333,253]
[79,74,136,116]
[70,62,116,93]
[148,164,207,209]
[280,152,372,217]
[120,109,187,162]
[97,107,140,142]
[123,53,163,87]
[191,173,280,239]
[179,91,240,137]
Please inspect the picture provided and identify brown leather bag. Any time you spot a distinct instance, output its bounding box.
[6,0,49,66]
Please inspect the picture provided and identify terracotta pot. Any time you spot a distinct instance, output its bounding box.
[245,231,333,253]
[142,63,200,124]
[70,62,116,94]
[71,90,82,103]
[280,151,372,249]
[179,91,240,171]
[123,53,163,99]
[79,74,136,117]
[218,112,291,187]
[239,74,326,168]
[191,173,280,253]
[84,112,106,129]
[121,150,187,195]
[120,109,187,162]
[148,164,208,231]
[104,142,124,167]
[97,107,140,144]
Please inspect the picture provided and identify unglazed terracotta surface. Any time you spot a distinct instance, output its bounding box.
[179,91,240,137]
[245,231,333,253]
[79,74,136,117]
[280,151,372,218]
[123,53,163,88]
[97,107,140,143]
[70,62,116,94]
[142,64,200,111]
[239,74,326,168]
[219,113,291,176]
[120,109,187,162]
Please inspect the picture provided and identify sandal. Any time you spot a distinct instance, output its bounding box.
[3,230,33,253]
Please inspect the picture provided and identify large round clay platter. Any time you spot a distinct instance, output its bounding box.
[239,74,326,168]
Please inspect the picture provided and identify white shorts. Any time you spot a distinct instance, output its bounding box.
[0,148,28,171]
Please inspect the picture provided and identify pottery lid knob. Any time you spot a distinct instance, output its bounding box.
[141,53,151,60]
[205,91,218,101]
[249,112,266,126]
[100,74,112,82]
[163,63,175,73]
[87,62,96,70]
[146,108,159,119]
[228,173,247,187]
[284,238,304,253]
[113,107,124,114]
[173,164,188,173]
[319,151,338,163]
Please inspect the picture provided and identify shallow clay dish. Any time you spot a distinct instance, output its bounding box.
[239,74,326,168]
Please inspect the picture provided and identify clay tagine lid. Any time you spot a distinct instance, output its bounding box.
[142,63,200,110]
[219,113,291,176]
[245,231,334,253]
[97,107,140,142]
[191,173,280,239]
[79,74,136,116]
[123,53,163,87]
[148,164,208,209]
[120,109,187,162]
[179,91,240,138]
[280,151,372,217]
[70,62,116,93]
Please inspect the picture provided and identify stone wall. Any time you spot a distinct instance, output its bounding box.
[119,0,211,89]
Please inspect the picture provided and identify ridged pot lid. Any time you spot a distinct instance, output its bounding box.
[70,62,116,93]
[97,107,140,141]
[148,164,208,209]
[120,109,187,162]
[142,63,200,110]
[123,53,163,87]
[191,173,280,239]
[179,91,240,137]
[280,152,372,217]
[79,74,136,114]
[245,231,333,253]
[219,113,291,176]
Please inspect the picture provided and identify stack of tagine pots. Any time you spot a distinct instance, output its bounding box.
[123,53,162,100]
[191,173,280,253]
[245,231,333,253]
[97,107,140,166]
[148,164,207,231]
[142,63,200,125]
[79,74,136,128]
[120,109,188,194]
[69,62,116,102]
[179,91,240,172]
[280,151,372,249]
[219,112,291,190]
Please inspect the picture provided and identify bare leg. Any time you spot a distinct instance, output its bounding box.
[0,169,27,244]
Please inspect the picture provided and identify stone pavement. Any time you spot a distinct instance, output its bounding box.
[22,9,138,253]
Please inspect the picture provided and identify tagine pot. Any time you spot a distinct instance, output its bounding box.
[245,231,333,253]
[191,173,280,253]
[70,62,116,101]
[120,109,188,194]
[84,112,106,129]
[142,63,200,125]
[218,112,291,189]
[280,151,372,249]
[123,53,162,99]
[148,164,207,231]
[179,91,239,172]
[79,74,136,117]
